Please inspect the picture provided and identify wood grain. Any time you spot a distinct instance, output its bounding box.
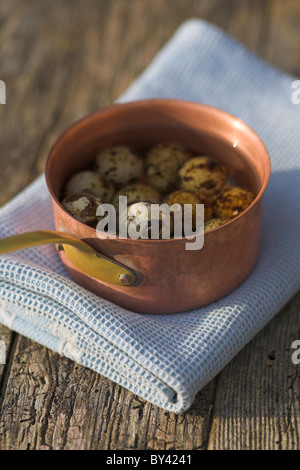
[207,293,300,450]
[0,0,299,450]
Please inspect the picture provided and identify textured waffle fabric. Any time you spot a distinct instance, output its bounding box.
[0,20,299,413]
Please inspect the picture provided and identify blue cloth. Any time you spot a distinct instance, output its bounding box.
[0,20,299,413]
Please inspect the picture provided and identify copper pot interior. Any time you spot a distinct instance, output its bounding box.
[49,104,265,201]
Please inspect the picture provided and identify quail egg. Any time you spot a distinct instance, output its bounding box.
[61,191,103,227]
[145,142,192,193]
[213,186,255,219]
[64,170,115,202]
[119,201,173,240]
[112,183,161,212]
[204,217,230,232]
[164,190,213,234]
[178,156,227,197]
[95,145,143,186]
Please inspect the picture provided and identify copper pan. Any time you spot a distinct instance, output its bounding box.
[2,100,271,314]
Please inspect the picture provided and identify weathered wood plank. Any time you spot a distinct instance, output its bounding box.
[265,0,300,75]
[0,334,216,450]
[0,324,14,385]
[207,292,300,450]
[0,1,88,205]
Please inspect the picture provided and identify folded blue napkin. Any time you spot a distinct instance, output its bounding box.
[0,19,299,413]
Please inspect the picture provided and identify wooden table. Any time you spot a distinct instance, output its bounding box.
[0,0,299,450]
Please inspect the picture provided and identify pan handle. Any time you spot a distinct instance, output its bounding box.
[0,230,136,286]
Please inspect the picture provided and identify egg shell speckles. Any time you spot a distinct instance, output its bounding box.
[61,191,103,226]
[204,217,230,232]
[164,189,213,224]
[64,170,115,202]
[95,146,144,186]
[119,201,173,240]
[179,156,227,197]
[112,184,162,210]
[145,142,192,193]
[213,187,255,219]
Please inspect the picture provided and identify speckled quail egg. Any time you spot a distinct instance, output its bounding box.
[61,191,103,227]
[213,186,255,219]
[145,142,192,193]
[112,184,161,213]
[64,170,115,202]
[164,190,213,234]
[95,146,144,186]
[204,217,230,232]
[119,201,173,239]
[178,156,227,197]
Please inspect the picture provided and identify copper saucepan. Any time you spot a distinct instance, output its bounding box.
[0,100,271,314]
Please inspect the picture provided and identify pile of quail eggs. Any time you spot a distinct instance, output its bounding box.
[61,142,255,236]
